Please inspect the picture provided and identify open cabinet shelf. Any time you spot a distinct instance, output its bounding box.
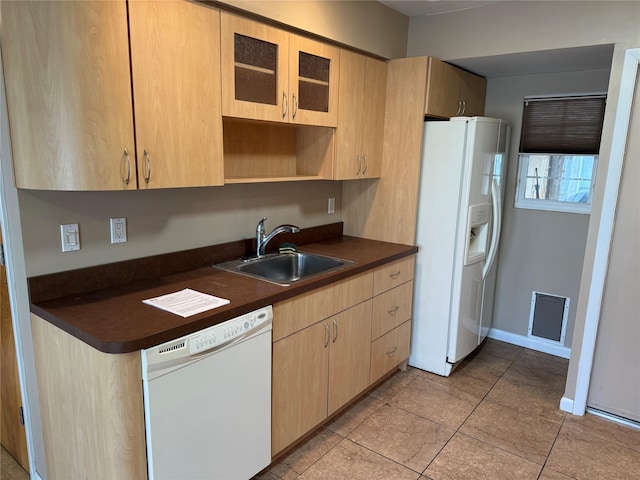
[222,119,335,183]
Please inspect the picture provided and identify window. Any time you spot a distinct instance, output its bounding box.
[515,94,606,214]
[517,154,597,213]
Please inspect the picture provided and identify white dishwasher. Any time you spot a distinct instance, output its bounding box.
[141,306,273,480]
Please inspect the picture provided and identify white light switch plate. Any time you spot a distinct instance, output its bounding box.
[110,217,127,244]
[328,197,335,214]
[60,224,80,252]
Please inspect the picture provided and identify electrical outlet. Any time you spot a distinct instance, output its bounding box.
[60,224,80,252]
[328,197,336,214]
[110,217,127,244]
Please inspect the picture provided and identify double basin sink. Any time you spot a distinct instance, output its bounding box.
[215,252,354,286]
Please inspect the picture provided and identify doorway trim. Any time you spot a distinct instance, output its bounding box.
[570,47,640,415]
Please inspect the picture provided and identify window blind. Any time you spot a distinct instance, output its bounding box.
[519,95,606,154]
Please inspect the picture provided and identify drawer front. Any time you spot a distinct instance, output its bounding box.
[370,320,411,384]
[273,271,373,341]
[373,256,415,296]
[371,280,413,341]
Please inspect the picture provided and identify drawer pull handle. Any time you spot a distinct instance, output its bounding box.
[389,271,401,279]
[332,319,338,343]
[386,346,398,356]
[324,324,330,348]
[388,306,399,316]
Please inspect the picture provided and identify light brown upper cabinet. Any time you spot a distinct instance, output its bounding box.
[128,1,224,189]
[424,57,486,119]
[220,12,340,127]
[2,0,224,191]
[335,50,387,179]
[2,1,135,190]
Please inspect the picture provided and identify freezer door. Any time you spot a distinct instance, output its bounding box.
[447,119,507,364]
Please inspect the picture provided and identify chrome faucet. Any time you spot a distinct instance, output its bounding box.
[256,217,300,257]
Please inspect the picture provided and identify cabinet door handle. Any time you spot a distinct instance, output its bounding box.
[282,91,288,119]
[387,306,399,316]
[386,346,398,356]
[389,271,401,280]
[143,149,151,184]
[292,94,298,119]
[122,148,131,185]
[460,98,466,115]
[362,155,368,175]
[324,324,330,348]
[332,319,338,343]
[456,98,462,116]
[356,155,361,176]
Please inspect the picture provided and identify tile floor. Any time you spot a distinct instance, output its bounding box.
[256,339,640,480]
[1,446,28,480]
[2,339,639,480]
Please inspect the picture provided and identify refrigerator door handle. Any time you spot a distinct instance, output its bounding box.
[483,178,502,279]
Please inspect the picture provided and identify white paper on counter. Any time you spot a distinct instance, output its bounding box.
[143,288,230,317]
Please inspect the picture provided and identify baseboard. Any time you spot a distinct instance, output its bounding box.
[560,396,575,414]
[487,328,571,359]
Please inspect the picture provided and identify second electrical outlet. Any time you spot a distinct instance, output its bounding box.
[110,217,127,244]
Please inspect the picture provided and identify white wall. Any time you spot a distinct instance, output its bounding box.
[485,68,610,348]
[407,1,639,60]
[19,182,341,276]
[219,0,408,59]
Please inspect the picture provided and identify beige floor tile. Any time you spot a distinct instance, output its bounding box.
[348,403,455,473]
[252,469,280,480]
[368,368,418,402]
[268,428,342,479]
[485,373,566,422]
[459,400,562,464]
[563,412,640,453]
[505,349,569,392]
[538,467,574,479]
[546,426,640,479]
[0,447,28,480]
[297,438,421,480]
[425,433,541,480]
[469,338,523,374]
[325,394,384,437]
[415,358,502,399]
[390,375,481,429]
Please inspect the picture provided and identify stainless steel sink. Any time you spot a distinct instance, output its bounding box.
[214,252,354,286]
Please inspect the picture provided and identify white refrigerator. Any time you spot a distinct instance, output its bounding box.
[409,117,511,376]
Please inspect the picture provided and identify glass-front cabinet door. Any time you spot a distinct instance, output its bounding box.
[221,12,339,127]
[289,34,339,127]
[221,12,289,123]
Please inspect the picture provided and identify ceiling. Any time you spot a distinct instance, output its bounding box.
[378,0,510,17]
[378,1,614,78]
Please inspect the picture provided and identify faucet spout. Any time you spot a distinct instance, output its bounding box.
[256,217,300,257]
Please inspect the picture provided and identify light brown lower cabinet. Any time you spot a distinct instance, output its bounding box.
[370,320,412,384]
[272,256,415,457]
[31,314,147,479]
[272,300,372,455]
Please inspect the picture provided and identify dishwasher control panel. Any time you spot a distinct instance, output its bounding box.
[189,306,273,355]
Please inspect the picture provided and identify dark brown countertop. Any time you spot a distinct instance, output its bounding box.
[29,226,417,354]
